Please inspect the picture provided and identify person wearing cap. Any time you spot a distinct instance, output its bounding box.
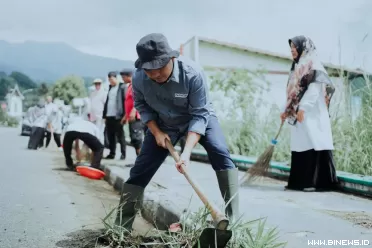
[102,71,127,160]
[120,68,145,160]
[62,117,104,171]
[89,78,106,129]
[115,33,239,230]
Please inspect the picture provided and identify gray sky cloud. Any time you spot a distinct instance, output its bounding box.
[0,0,371,71]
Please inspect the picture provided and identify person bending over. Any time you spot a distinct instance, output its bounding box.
[63,117,104,171]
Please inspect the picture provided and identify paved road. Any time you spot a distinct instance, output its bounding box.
[0,127,152,248]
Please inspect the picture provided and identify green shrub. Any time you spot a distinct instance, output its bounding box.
[331,75,372,175]
[210,69,291,164]
[0,108,19,127]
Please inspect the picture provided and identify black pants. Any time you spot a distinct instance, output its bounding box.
[45,131,61,148]
[129,120,144,152]
[28,127,46,150]
[63,131,104,169]
[106,117,126,157]
[39,132,44,148]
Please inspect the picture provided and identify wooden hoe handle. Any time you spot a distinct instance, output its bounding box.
[165,140,229,230]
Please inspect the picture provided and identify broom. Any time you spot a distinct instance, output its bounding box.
[242,120,285,183]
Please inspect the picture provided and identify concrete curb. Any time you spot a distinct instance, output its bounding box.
[101,164,185,230]
[125,138,372,197]
[188,148,372,197]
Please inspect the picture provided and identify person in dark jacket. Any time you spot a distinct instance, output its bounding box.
[102,71,127,160]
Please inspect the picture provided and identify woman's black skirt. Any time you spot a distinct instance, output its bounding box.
[286,149,339,191]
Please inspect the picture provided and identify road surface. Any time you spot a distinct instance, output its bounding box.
[0,127,152,248]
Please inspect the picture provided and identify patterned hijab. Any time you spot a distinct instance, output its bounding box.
[285,36,335,125]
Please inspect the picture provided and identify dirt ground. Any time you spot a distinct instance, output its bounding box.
[51,154,154,248]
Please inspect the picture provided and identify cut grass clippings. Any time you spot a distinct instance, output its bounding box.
[99,203,287,248]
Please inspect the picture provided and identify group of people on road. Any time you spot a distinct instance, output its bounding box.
[69,68,186,171]
[62,68,151,171]
[27,32,340,233]
[27,96,66,151]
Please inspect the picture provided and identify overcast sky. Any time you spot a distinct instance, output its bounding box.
[0,0,371,71]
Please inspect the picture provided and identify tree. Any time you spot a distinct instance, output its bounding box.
[37,83,49,97]
[9,71,37,90]
[51,75,87,105]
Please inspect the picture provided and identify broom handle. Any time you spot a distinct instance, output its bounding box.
[165,140,229,230]
[273,121,285,141]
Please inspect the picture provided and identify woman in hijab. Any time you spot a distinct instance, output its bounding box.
[281,36,339,192]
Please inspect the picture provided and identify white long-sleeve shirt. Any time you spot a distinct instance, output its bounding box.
[45,103,59,132]
[290,82,334,152]
[49,108,65,134]
[66,118,104,145]
[31,105,52,128]
[89,89,107,121]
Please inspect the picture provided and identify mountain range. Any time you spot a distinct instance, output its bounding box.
[0,40,134,82]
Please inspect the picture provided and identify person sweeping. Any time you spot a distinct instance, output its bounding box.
[115,33,239,232]
[246,36,338,192]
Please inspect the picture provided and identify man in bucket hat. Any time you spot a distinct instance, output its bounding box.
[115,33,239,231]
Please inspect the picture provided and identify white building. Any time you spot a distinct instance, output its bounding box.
[5,84,24,119]
[180,36,367,120]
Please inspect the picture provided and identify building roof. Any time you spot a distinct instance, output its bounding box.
[187,36,367,76]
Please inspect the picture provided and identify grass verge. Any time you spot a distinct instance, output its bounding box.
[98,204,286,248]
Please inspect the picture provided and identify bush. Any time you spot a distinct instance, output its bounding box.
[0,108,19,127]
[209,69,372,176]
[331,75,372,175]
[210,69,291,163]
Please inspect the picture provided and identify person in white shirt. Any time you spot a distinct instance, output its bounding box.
[43,95,56,147]
[44,97,64,149]
[25,106,36,124]
[281,36,338,192]
[81,97,91,121]
[89,78,106,130]
[63,117,104,171]
[27,99,52,150]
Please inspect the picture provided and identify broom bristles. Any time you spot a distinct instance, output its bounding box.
[242,121,284,184]
[245,145,275,182]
